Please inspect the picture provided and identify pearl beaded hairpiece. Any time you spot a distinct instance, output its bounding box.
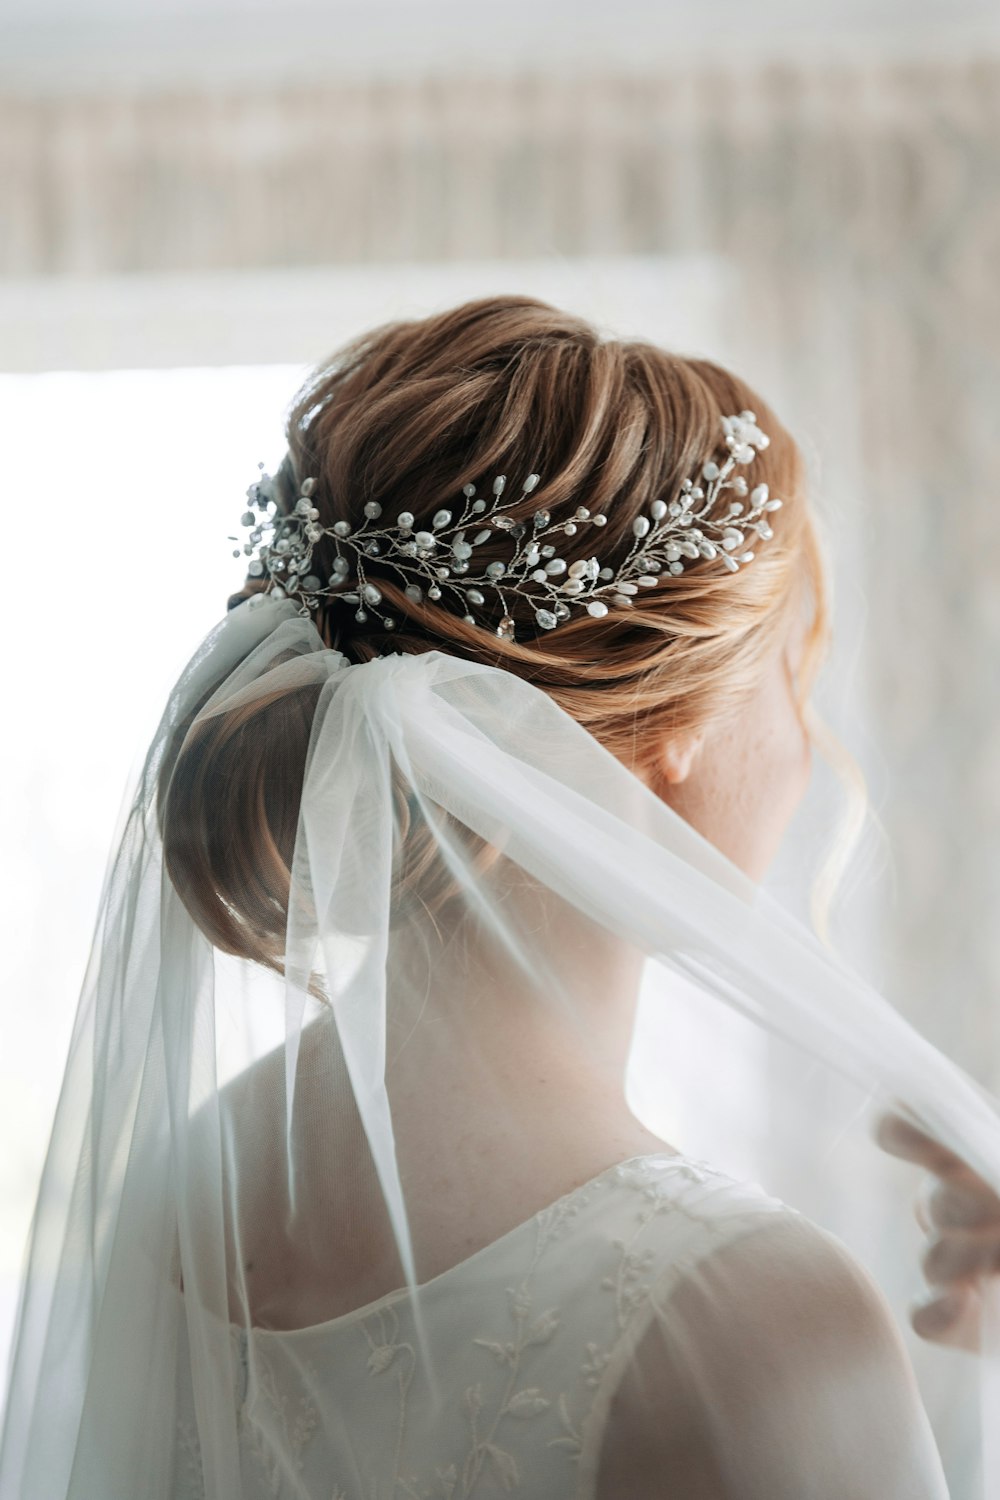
[231,411,782,642]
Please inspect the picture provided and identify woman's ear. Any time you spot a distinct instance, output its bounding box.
[658,729,707,786]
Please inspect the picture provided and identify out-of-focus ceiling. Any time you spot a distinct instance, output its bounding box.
[3,0,999,91]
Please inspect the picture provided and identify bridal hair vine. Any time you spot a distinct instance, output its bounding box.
[231,411,782,642]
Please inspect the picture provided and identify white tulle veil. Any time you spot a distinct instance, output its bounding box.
[2,583,1000,1499]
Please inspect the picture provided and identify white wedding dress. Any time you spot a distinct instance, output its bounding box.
[169,1153,950,1499]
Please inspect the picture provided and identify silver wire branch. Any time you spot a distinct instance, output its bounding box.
[229,411,782,643]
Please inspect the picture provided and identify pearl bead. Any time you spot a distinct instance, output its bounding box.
[363,583,382,604]
[462,484,476,497]
[415,531,435,548]
[750,484,769,506]
[632,517,650,539]
[486,561,506,579]
[586,600,609,617]
[544,559,567,576]
[650,499,667,520]
[333,521,352,537]
[523,474,540,492]
[364,501,382,519]
[404,585,423,603]
[397,511,415,529]
[467,589,485,605]
[300,478,316,496]
[433,510,452,529]
[473,529,492,546]
[568,560,588,578]
[492,476,506,495]
[428,585,442,600]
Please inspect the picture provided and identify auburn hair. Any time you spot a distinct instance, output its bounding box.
[159,296,864,992]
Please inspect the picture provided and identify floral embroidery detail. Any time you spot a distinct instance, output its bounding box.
[239,1346,321,1498]
[613,1153,728,1199]
[238,1356,316,1494]
[547,1392,583,1456]
[581,1341,613,1389]
[177,1417,206,1500]
[506,1388,551,1417]
[167,1153,781,1500]
[359,1304,416,1485]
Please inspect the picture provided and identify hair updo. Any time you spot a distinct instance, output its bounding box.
[161,295,862,991]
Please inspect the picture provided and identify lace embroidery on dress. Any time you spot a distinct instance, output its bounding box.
[173,1154,785,1499]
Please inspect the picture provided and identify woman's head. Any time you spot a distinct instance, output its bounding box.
[164,295,855,991]
[238,295,829,794]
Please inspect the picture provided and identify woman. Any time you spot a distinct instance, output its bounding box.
[2,294,999,1498]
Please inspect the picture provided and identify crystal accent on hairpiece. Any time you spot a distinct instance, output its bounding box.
[230,412,782,642]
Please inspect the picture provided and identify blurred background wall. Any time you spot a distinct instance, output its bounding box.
[2,0,999,1491]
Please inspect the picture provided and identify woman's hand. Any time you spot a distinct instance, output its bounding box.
[876,1109,1000,1352]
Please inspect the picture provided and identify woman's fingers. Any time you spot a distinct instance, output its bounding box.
[910,1283,983,1354]
[876,1107,1000,1351]
[921,1226,1000,1286]
[922,1173,1000,1231]
[875,1109,969,1176]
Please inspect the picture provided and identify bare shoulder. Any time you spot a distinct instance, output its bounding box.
[593,1208,948,1500]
